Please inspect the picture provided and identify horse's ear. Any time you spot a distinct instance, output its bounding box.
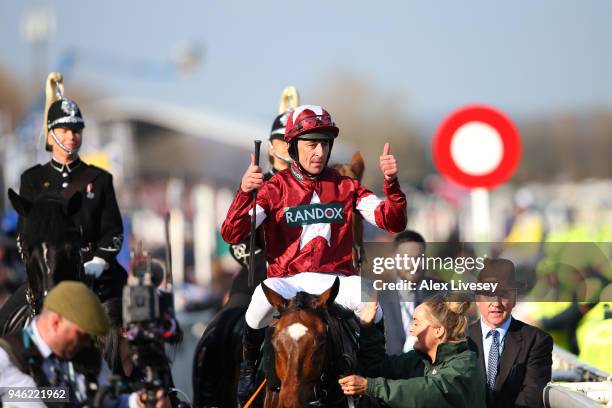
[351,151,365,182]
[8,188,32,216]
[262,282,288,312]
[314,277,340,309]
[65,192,82,216]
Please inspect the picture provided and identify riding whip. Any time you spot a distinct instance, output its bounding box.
[248,140,262,288]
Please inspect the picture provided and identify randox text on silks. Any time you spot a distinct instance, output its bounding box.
[284,203,344,227]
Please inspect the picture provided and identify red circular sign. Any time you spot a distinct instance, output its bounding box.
[433,105,521,189]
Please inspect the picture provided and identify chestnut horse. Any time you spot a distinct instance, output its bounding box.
[261,277,349,408]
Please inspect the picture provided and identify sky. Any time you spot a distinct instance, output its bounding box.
[1,1,611,129]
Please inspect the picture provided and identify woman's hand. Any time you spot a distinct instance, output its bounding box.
[339,375,368,396]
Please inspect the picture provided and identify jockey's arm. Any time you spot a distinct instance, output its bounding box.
[355,178,407,234]
[221,188,269,245]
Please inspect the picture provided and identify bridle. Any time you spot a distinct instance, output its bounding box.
[274,305,356,407]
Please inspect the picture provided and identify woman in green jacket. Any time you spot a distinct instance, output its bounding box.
[339,293,486,408]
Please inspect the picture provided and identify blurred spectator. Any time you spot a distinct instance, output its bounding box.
[379,230,430,354]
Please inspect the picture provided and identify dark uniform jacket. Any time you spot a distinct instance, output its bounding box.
[467,318,553,408]
[18,158,126,297]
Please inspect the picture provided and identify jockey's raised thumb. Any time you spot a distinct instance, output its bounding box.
[383,142,390,156]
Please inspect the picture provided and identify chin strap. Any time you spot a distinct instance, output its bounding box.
[49,129,80,155]
[270,147,293,164]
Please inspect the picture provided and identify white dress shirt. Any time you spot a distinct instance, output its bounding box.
[398,289,417,352]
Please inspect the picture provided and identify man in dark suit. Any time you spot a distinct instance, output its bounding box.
[467,259,553,408]
[379,230,439,354]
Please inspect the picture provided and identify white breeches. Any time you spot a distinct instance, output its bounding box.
[244,272,383,329]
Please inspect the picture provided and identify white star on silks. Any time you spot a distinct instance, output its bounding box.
[299,191,332,250]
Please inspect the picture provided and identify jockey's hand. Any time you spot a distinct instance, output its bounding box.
[83,256,108,279]
[379,142,398,182]
[241,153,264,193]
[136,389,172,408]
[339,375,368,396]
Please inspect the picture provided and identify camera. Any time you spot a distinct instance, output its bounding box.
[123,257,179,341]
[119,256,184,406]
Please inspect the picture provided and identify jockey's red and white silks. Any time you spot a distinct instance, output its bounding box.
[245,272,383,329]
[222,164,407,278]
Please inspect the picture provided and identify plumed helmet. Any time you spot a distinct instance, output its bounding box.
[284,105,339,144]
[269,110,291,141]
[47,98,85,132]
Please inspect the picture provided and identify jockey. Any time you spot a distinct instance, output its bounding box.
[17,73,126,301]
[221,104,408,403]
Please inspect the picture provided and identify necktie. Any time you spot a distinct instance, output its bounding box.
[46,355,65,385]
[487,329,500,389]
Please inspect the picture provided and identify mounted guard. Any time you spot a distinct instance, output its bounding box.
[0,72,127,333]
[28,72,127,300]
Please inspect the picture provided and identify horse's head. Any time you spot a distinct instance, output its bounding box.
[332,151,365,183]
[262,277,340,408]
[8,188,84,306]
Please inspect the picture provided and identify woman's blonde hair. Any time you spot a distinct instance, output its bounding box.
[422,293,470,343]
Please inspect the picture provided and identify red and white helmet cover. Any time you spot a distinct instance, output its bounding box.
[284,105,339,143]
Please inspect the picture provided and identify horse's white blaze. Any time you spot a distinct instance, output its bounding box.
[286,323,308,341]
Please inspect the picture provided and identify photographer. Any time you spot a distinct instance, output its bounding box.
[0,281,147,407]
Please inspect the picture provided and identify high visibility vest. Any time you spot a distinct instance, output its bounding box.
[576,301,612,374]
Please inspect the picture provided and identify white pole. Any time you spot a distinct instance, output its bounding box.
[193,184,215,286]
[470,187,491,242]
[167,179,184,286]
[169,208,185,286]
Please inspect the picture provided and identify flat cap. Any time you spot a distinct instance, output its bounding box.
[44,281,110,336]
